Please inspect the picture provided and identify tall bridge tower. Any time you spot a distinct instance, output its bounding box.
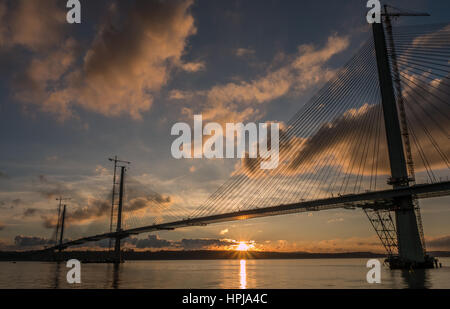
[108,156,130,263]
[371,5,433,268]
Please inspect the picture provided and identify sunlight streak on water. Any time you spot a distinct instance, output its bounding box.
[240,259,247,289]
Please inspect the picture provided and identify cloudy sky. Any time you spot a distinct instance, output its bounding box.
[0,0,449,252]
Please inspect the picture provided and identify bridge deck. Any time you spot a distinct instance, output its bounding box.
[48,181,450,250]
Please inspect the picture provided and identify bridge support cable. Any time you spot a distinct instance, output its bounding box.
[189,39,389,219]
[388,21,450,255]
[122,172,191,229]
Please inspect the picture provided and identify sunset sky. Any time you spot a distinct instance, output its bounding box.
[0,0,449,253]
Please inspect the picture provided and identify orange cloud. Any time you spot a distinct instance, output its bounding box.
[259,236,384,253]
[4,0,199,121]
[171,34,350,125]
[0,0,66,51]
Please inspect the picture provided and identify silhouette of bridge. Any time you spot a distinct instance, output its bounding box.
[46,7,450,269]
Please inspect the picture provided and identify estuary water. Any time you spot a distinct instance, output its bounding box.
[0,258,449,289]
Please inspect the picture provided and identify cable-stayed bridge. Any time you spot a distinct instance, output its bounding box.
[45,7,450,269]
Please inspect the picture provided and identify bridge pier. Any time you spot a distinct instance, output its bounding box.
[372,18,433,269]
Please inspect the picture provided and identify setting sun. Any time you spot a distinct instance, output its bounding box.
[236,241,254,251]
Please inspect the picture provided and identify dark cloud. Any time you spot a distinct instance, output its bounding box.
[35,175,74,200]
[42,216,55,229]
[0,199,22,210]
[14,235,54,247]
[0,171,9,179]
[11,198,22,208]
[123,236,235,250]
[41,189,172,229]
[74,236,235,250]
[134,235,172,249]
[8,233,236,250]
[42,198,109,229]
[22,208,39,217]
[69,199,110,222]
[126,193,171,212]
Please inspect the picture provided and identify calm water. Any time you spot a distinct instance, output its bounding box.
[0,258,449,289]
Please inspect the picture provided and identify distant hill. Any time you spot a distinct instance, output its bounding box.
[428,251,450,257]
[1,250,448,262]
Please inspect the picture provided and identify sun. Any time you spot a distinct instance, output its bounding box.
[236,242,249,251]
[236,241,253,251]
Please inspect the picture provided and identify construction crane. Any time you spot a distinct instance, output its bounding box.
[381,5,430,18]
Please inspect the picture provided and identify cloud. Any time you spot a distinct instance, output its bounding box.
[234,48,255,57]
[327,218,344,224]
[0,0,66,51]
[46,155,59,162]
[177,238,235,250]
[169,89,195,100]
[41,191,172,229]
[94,165,109,176]
[233,104,389,181]
[0,199,23,215]
[41,197,110,229]
[286,104,390,175]
[22,208,39,217]
[87,235,237,250]
[261,236,383,253]
[173,34,350,124]
[134,235,172,249]
[180,61,206,72]
[0,171,10,179]
[4,0,199,121]
[220,228,229,235]
[127,193,171,212]
[14,235,54,247]
[411,25,450,48]
[35,175,74,200]
[112,236,237,250]
[68,199,110,223]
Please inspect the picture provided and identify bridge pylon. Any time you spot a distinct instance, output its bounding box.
[113,165,126,263]
[108,157,130,263]
[371,5,434,269]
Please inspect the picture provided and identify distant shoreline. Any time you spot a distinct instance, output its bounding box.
[1,250,449,262]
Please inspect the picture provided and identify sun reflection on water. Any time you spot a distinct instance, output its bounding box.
[239,259,247,289]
